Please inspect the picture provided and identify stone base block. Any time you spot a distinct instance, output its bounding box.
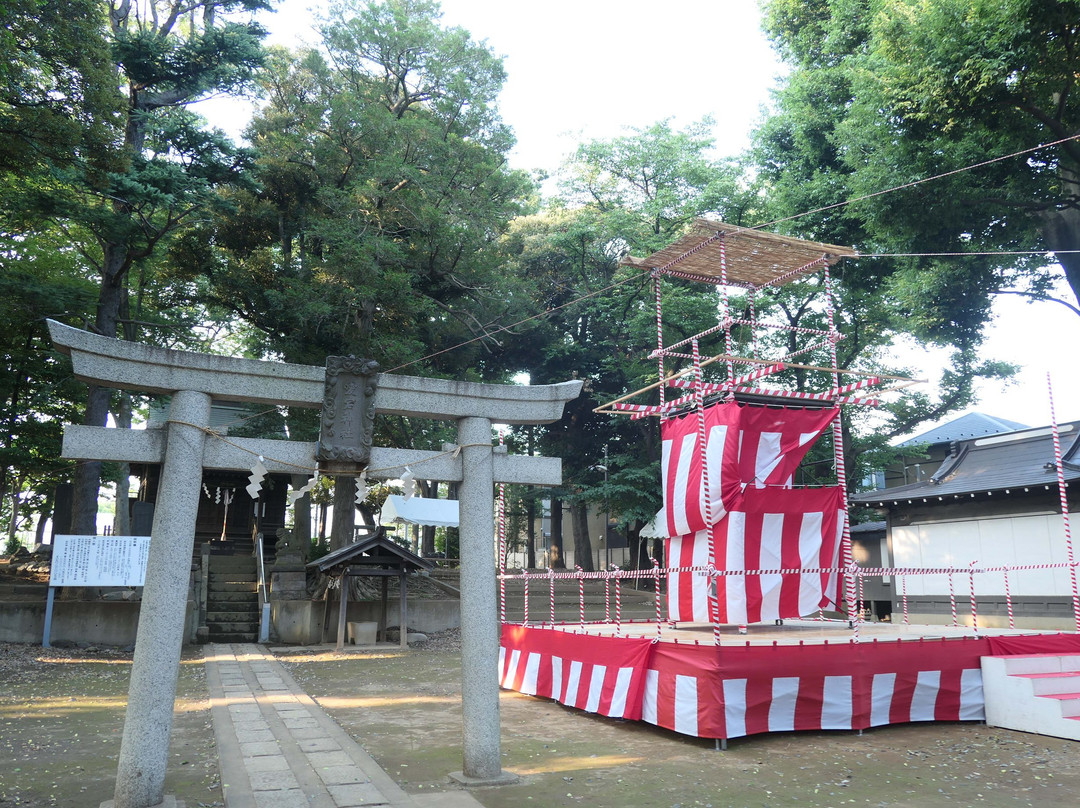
[448,770,520,787]
[100,796,184,808]
[270,600,324,645]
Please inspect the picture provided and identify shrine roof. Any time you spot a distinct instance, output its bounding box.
[851,421,1080,506]
[619,219,858,288]
[307,527,434,574]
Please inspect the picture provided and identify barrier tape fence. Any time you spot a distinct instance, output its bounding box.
[495,560,1080,642]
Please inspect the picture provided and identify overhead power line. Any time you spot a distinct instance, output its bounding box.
[389,133,1080,373]
[761,132,1080,231]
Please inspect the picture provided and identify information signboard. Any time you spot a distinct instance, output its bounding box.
[49,534,151,587]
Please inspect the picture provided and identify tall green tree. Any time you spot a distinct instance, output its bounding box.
[25,0,272,533]
[0,230,96,548]
[0,0,118,175]
[752,0,1024,487]
[763,0,1080,320]
[180,0,533,375]
[505,119,757,570]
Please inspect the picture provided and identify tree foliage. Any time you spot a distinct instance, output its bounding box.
[763,0,1080,319]
[34,0,272,532]
[0,229,96,545]
[179,0,534,381]
[501,120,758,569]
[753,0,1027,488]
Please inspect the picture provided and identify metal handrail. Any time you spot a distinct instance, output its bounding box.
[253,531,270,643]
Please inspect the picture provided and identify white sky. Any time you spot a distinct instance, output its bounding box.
[199,0,1080,430]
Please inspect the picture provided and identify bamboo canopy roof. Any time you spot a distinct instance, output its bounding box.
[619,219,859,288]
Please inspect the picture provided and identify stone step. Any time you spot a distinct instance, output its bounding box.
[1021,670,1080,696]
[208,559,257,573]
[206,591,259,605]
[208,621,259,635]
[207,566,255,578]
[0,583,49,596]
[208,581,258,593]
[207,632,258,643]
[207,596,257,609]
[207,610,259,623]
[1040,693,1080,718]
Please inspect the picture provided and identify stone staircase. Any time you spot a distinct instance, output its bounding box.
[982,653,1080,741]
[205,550,260,643]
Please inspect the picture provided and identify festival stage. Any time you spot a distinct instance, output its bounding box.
[498,621,1080,742]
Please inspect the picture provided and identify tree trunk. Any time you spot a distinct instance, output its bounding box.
[34,494,49,544]
[113,392,132,536]
[1041,183,1080,311]
[651,539,665,567]
[70,385,109,535]
[71,235,132,534]
[571,502,593,572]
[625,521,642,570]
[6,484,19,544]
[548,496,565,568]
[330,476,355,551]
[421,480,436,556]
[291,473,312,546]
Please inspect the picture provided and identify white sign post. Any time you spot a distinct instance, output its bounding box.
[43,535,151,647]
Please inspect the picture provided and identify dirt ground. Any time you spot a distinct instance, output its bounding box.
[278,632,1080,808]
[2,633,1079,808]
[0,644,222,808]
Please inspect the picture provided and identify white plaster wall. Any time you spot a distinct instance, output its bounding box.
[892,513,1071,597]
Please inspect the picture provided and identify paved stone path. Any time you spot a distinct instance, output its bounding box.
[203,643,482,808]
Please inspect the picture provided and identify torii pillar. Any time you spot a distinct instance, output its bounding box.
[47,320,581,807]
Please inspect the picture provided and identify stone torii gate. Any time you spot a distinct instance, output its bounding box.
[47,320,582,808]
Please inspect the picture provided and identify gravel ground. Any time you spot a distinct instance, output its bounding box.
[278,634,1080,808]
[0,642,222,808]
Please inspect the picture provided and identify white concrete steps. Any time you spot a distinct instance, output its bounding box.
[982,653,1080,741]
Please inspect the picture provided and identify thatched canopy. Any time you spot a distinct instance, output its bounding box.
[620,219,858,288]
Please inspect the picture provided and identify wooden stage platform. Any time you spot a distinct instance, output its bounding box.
[543,617,1049,644]
[498,620,1080,742]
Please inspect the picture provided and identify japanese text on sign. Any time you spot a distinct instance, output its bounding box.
[49,535,151,587]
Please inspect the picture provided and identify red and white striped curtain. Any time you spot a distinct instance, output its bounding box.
[660,402,843,623]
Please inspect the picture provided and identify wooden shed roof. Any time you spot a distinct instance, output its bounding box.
[307,527,433,574]
[619,219,858,288]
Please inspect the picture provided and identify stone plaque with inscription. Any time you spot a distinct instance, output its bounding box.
[317,356,379,472]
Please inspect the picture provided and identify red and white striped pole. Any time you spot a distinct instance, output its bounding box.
[548,567,556,626]
[691,338,723,646]
[1003,569,1015,629]
[969,560,979,635]
[718,236,733,381]
[654,272,666,416]
[853,565,863,642]
[824,262,856,628]
[653,557,663,642]
[1047,372,1080,632]
[604,569,611,623]
[497,432,507,625]
[948,572,958,627]
[576,565,585,628]
[901,574,909,625]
